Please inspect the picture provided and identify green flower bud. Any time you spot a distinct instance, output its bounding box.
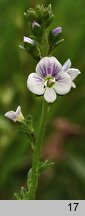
[45,14,54,27]
[32,21,42,36]
[23,36,40,60]
[24,36,34,50]
[35,4,43,22]
[24,9,36,22]
[48,26,62,46]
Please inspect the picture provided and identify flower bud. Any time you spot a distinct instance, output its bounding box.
[24,4,54,29]
[23,36,36,52]
[24,9,36,22]
[32,21,42,36]
[24,36,34,46]
[44,15,54,27]
[48,26,62,47]
[52,27,62,36]
[23,36,40,61]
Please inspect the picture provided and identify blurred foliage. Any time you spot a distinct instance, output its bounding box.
[0,0,85,200]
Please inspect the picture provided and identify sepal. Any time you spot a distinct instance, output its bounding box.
[16,115,35,148]
[14,187,28,200]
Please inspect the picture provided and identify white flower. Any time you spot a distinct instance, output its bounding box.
[27,57,80,103]
[4,106,24,122]
[63,59,81,88]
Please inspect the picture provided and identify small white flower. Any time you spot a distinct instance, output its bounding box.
[27,57,80,103]
[4,106,24,122]
[63,59,81,88]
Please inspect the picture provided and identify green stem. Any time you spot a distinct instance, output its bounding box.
[41,29,49,57]
[27,29,50,200]
[28,100,48,199]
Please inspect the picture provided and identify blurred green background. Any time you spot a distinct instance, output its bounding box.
[0,0,85,200]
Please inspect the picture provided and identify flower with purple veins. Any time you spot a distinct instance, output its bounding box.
[63,59,81,88]
[27,56,77,103]
[4,106,24,122]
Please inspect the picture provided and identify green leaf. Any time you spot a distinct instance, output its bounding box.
[38,160,55,172]
[14,193,21,200]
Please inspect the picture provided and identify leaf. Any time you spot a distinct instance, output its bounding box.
[38,160,55,172]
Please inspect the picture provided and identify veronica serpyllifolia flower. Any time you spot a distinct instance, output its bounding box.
[27,57,76,103]
[52,27,62,36]
[63,59,81,88]
[4,106,24,122]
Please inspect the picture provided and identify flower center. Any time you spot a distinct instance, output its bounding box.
[44,77,55,88]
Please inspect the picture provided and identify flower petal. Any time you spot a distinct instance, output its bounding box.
[15,106,24,122]
[44,87,57,103]
[27,73,45,95]
[15,106,21,117]
[4,111,16,122]
[72,81,76,88]
[36,57,62,77]
[63,59,71,71]
[54,73,72,95]
[67,68,81,81]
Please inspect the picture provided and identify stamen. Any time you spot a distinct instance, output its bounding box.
[44,77,55,88]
